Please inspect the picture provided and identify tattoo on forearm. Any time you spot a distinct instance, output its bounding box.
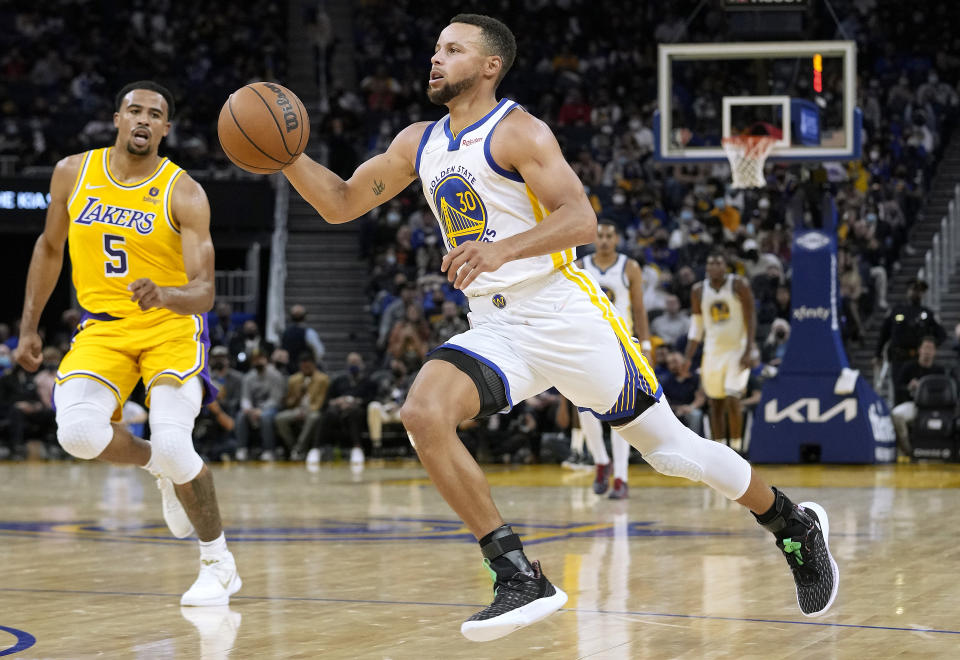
[372,179,385,196]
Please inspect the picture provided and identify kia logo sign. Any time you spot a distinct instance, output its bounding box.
[764,397,857,423]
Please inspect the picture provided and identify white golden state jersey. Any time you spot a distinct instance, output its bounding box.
[582,253,633,335]
[416,99,575,297]
[701,274,747,353]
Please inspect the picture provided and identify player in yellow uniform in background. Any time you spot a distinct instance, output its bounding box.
[14,81,241,606]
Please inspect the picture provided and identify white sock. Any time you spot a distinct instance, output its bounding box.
[199,532,228,559]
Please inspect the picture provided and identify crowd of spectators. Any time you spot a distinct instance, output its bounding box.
[0,302,411,466]
[331,0,960,461]
[0,1,286,173]
[5,1,960,464]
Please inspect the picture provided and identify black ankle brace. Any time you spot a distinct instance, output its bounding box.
[479,525,534,578]
[753,487,797,535]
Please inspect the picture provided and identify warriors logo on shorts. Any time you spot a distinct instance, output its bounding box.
[492,293,506,309]
[433,175,488,247]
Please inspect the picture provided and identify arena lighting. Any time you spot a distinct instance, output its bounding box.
[813,53,823,93]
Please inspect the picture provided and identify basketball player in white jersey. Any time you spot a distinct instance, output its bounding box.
[683,250,755,453]
[281,14,837,641]
[577,220,650,499]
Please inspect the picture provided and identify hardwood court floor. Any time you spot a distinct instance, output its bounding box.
[2,459,959,658]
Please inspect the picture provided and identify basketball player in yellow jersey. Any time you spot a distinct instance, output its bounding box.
[15,81,241,607]
[281,14,837,640]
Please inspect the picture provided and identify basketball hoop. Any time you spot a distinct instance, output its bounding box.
[722,135,777,189]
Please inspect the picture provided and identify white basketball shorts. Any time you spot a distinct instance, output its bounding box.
[438,265,661,419]
[701,347,749,399]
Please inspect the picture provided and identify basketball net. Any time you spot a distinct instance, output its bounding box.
[722,136,777,189]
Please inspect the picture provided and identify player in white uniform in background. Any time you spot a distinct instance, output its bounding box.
[578,220,650,499]
[683,250,756,453]
[282,14,837,642]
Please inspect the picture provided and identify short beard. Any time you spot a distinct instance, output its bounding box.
[125,139,152,156]
[426,73,479,105]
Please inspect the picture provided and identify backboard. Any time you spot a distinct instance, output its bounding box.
[654,41,860,163]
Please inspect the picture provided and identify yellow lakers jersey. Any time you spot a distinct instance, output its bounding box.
[66,147,188,317]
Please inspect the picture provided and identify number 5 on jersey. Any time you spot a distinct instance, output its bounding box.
[103,234,128,277]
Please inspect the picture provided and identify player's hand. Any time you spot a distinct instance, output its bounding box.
[441,241,509,290]
[13,331,43,372]
[129,278,168,311]
[739,349,752,370]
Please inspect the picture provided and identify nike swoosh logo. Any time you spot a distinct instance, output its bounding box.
[85,184,107,189]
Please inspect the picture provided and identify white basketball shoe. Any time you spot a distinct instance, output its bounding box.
[181,551,242,607]
[157,477,195,539]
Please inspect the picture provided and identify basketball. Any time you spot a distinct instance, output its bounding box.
[217,82,309,174]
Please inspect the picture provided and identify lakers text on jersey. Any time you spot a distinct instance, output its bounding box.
[66,147,188,319]
[57,147,215,415]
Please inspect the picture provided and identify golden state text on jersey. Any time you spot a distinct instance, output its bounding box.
[66,147,188,318]
[415,99,574,296]
[430,168,494,248]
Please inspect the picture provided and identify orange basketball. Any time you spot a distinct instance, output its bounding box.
[217,82,310,174]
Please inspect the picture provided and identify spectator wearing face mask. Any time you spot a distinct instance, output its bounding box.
[275,352,329,460]
[271,348,290,374]
[710,196,741,234]
[234,349,285,461]
[318,352,377,467]
[281,304,325,372]
[762,319,791,367]
[194,345,243,462]
[366,358,413,456]
[229,320,272,372]
[875,278,946,384]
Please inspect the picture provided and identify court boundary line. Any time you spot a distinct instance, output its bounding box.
[1,587,957,636]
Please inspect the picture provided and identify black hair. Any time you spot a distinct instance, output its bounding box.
[115,80,175,120]
[707,248,727,262]
[449,14,516,85]
[298,350,316,363]
[597,218,620,232]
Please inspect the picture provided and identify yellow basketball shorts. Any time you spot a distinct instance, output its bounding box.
[56,310,216,420]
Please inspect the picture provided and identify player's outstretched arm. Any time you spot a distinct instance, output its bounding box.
[282,122,430,223]
[442,112,596,289]
[130,174,215,315]
[16,155,79,371]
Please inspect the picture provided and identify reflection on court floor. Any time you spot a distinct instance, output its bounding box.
[2,461,959,658]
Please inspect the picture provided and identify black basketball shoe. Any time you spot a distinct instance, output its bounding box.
[776,501,839,617]
[460,559,568,642]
